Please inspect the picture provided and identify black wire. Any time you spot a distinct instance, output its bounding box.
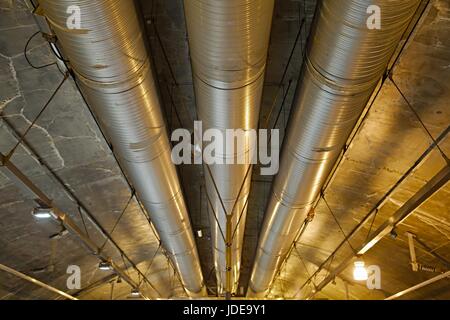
[269,79,293,142]
[294,245,313,283]
[165,80,184,129]
[280,19,305,87]
[258,13,310,297]
[24,30,69,75]
[24,31,57,70]
[204,164,229,218]
[6,74,68,158]
[231,196,250,242]
[153,20,178,87]
[119,253,133,282]
[109,192,134,237]
[391,78,449,163]
[150,4,195,125]
[136,198,162,243]
[324,253,335,282]
[365,208,379,242]
[263,19,305,130]
[99,191,135,253]
[206,265,216,283]
[205,190,227,242]
[77,205,90,239]
[322,194,357,254]
[139,244,162,287]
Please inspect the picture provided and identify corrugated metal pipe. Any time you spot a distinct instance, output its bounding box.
[248,0,421,297]
[39,0,206,297]
[184,0,274,295]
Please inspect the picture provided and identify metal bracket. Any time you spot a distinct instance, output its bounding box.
[407,232,419,272]
[32,6,54,36]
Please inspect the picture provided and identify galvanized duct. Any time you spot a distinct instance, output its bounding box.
[39,0,206,297]
[248,0,421,297]
[184,0,274,295]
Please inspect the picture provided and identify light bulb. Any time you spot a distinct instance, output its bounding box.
[98,261,112,271]
[130,289,141,297]
[31,207,54,219]
[353,260,368,281]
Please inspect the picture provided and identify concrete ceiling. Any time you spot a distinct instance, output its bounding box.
[0,0,449,300]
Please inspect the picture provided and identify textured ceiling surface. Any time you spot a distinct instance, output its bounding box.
[0,0,449,300]
[0,0,183,300]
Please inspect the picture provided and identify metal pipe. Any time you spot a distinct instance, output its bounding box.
[184,0,275,295]
[248,0,421,297]
[39,0,205,296]
[289,17,445,287]
[0,263,78,300]
[407,232,419,272]
[385,270,450,300]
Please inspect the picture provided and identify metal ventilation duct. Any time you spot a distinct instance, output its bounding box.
[39,0,206,297]
[248,0,421,297]
[184,0,274,295]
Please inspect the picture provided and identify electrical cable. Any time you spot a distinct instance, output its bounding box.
[365,208,379,242]
[205,190,226,243]
[391,78,449,163]
[98,191,135,254]
[6,73,68,158]
[77,205,90,239]
[24,31,57,70]
[139,244,162,288]
[322,194,357,254]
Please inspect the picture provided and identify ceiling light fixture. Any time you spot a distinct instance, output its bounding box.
[353,260,368,281]
[98,261,113,271]
[49,228,69,240]
[31,207,55,219]
[390,228,398,239]
[130,289,141,297]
